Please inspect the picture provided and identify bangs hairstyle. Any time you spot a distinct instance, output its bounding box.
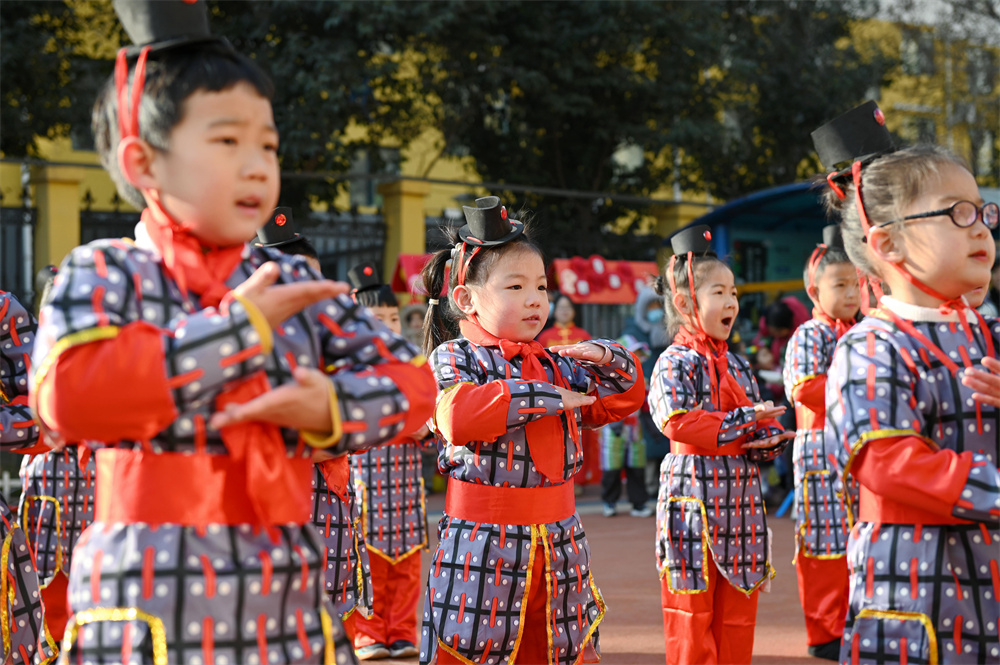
[802,245,852,286]
[819,144,969,279]
[92,43,275,210]
[420,214,542,356]
[355,285,398,309]
[653,252,730,339]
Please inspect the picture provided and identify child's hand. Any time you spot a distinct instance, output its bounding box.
[753,401,786,421]
[963,356,1000,408]
[550,342,612,365]
[235,262,349,329]
[742,430,795,450]
[311,448,340,462]
[553,384,597,410]
[209,366,334,434]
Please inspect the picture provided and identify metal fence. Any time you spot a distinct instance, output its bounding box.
[80,209,140,244]
[305,211,387,282]
[0,206,36,304]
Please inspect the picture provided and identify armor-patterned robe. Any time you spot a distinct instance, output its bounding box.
[783,318,859,558]
[311,462,372,619]
[2,293,57,664]
[826,298,1000,665]
[354,438,430,563]
[31,234,435,665]
[420,337,642,665]
[648,344,785,595]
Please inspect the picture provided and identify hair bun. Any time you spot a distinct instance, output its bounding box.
[652,275,666,296]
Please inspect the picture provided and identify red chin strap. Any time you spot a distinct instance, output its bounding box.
[115,46,153,140]
[667,251,707,337]
[456,242,481,287]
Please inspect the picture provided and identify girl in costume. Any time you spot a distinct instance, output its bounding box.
[814,101,1000,665]
[781,225,860,660]
[649,224,793,665]
[418,197,644,665]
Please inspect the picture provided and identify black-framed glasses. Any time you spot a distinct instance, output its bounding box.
[875,200,999,230]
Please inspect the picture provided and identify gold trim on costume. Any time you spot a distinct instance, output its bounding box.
[20,495,64,577]
[230,293,274,355]
[62,607,167,665]
[320,606,336,665]
[1,530,13,657]
[855,609,937,665]
[796,470,848,560]
[508,524,541,665]
[301,379,342,449]
[659,497,712,594]
[33,326,121,395]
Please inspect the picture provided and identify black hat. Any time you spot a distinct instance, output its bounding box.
[458,196,524,247]
[811,101,894,171]
[254,207,302,248]
[113,0,231,56]
[670,225,713,256]
[821,224,845,250]
[347,263,382,294]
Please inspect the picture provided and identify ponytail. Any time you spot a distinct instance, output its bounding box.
[420,245,455,357]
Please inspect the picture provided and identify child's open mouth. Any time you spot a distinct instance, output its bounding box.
[237,197,261,212]
[721,316,733,328]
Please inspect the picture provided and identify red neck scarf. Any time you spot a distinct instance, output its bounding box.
[459,319,578,484]
[141,196,306,525]
[812,307,853,340]
[673,326,752,411]
[140,195,246,308]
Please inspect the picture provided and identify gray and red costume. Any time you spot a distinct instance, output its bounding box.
[783,312,859,648]
[1,291,57,664]
[311,458,373,621]
[649,331,787,665]
[826,297,1000,664]
[348,435,431,649]
[420,320,643,665]
[31,224,435,664]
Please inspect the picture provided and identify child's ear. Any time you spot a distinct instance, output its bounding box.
[867,226,905,265]
[806,284,821,306]
[452,284,476,317]
[116,136,159,191]
[672,292,690,317]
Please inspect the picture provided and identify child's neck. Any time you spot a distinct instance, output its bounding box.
[881,269,964,309]
[681,323,726,343]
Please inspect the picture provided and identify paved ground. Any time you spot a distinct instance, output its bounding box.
[378,484,821,665]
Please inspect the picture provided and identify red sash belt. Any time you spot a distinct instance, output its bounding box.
[859,487,970,526]
[671,438,746,457]
[94,448,313,526]
[445,479,575,525]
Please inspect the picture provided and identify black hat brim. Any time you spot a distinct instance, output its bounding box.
[253,233,303,248]
[458,220,525,247]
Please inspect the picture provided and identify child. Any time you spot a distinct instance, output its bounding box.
[598,413,651,517]
[418,197,644,665]
[30,2,434,663]
[1,290,58,664]
[347,262,432,661]
[813,100,1000,664]
[256,213,376,635]
[537,294,602,489]
[648,224,794,665]
[781,224,860,660]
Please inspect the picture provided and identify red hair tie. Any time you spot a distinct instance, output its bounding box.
[115,45,152,140]
[825,172,846,201]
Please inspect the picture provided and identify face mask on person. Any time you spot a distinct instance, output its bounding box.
[549,301,556,318]
[646,308,664,323]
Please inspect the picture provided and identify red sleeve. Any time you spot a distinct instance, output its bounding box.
[434,381,511,447]
[852,435,972,518]
[581,369,646,427]
[791,375,826,411]
[371,360,436,443]
[35,321,177,443]
[664,410,752,450]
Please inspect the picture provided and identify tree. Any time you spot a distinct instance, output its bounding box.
[399,1,893,258]
[678,0,891,202]
[397,1,730,259]
[0,0,118,156]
